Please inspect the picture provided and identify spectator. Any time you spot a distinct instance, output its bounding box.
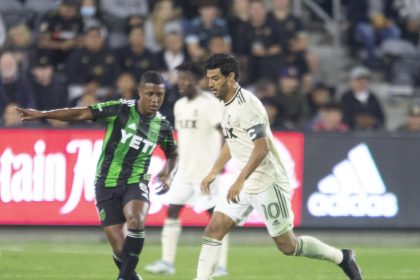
[112,72,137,100]
[275,65,308,130]
[310,103,349,132]
[100,0,148,27]
[269,0,303,42]
[346,0,400,68]
[341,66,385,130]
[30,55,68,111]
[226,0,250,84]
[207,34,230,56]
[244,0,286,83]
[117,26,156,82]
[100,0,149,48]
[155,30,188,87]
[227,0,250,55]
[37,0,84,69]
[306,83,334,118]
[66,26,119,101]
[253,78,277,100]
[126,15,146,33]
[0,52,35,116]
[185,0,231,61]
[4,24,34,73]
[398,104,420,132]
[144,0,183,53]
[284,34,313,94]
[80,0,104,29]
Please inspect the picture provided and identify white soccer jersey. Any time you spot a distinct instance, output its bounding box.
[173,92,223,183]
[222,87,290,193]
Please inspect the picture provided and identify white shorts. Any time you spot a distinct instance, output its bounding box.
[214,182,294,237]
[165,178,221,213]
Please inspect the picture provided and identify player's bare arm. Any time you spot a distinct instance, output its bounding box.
[156,151,179,194]
[15,107,94,122]
[201,142,231,195]
[227,137,269,204]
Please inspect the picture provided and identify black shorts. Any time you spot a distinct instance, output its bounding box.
[95,182,149,227]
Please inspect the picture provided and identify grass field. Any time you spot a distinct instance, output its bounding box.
[1,242,420,280]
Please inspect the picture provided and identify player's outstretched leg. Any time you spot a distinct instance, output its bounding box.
[274,232,362,280]
[293,236,362,280]
[338,249,363,280]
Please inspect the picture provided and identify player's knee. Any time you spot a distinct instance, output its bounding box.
[125,214,145,229]
[203,223,226,240]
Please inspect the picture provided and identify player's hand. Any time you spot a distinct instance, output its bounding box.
[200,173,216,195]
[15,107,43,121]
[227,180,244,204]
[154,170,171,195]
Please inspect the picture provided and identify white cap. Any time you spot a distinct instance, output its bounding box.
[350,66,371,79]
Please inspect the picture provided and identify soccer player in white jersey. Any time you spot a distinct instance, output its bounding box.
[194,53,363,280]
[145,62,229,277]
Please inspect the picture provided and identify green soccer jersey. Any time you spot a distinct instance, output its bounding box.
[89,99,177,187]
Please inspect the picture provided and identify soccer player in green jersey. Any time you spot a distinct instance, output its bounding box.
[16,71,178,280]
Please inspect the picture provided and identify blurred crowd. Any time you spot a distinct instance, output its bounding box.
[1,0,420,132]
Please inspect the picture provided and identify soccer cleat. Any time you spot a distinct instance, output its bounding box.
[144,260,175,275]
[117,275,142,280]
[213,266,228,277]
[132,274,143,280]
[338,249,363,280]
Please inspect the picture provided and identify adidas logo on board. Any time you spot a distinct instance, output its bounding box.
[307,143,398,218]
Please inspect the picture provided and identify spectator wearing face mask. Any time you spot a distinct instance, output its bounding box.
[80,0,105,29]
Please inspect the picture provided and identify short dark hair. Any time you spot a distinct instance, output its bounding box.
[140,71,164,85]
[176,62,204,80]
[204,53,239,81]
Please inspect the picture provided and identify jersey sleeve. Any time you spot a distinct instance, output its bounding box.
[89,99,124,121]
[240,99,267,141]
[160,123,178,158]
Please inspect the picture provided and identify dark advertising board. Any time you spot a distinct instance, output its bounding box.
[301,133,420,228]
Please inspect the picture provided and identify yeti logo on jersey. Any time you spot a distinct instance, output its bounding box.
[120,129,157,153]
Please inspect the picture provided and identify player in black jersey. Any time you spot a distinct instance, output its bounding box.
[16,71,178,280]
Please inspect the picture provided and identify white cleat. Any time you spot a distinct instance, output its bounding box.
[144,260,175,275]
[213,266,228,277]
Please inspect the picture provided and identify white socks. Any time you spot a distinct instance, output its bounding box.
[294,236,343,264]
[161,218,182,264]
[218,234,229,269]
[196,237,222,280]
